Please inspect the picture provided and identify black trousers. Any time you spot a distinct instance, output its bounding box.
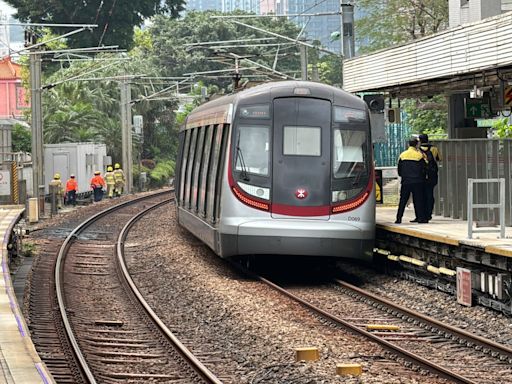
[396,182,427,222]
[425,182,436,219]
[66,190,77,206]
[93,187,103,202]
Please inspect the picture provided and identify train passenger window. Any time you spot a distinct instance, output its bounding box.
[333,129,367,179]
[235,125,269,176]
[191,127,206,211]
[179,130,192,206]
[185,128,198,208]
[283,126,321,156]
[198,125,214,217]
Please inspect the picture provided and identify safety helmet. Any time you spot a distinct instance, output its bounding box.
[94,170,100,175]
[114,163,120,169]
[70,174,75,178]
[107,166,113,172]
[54,173,60,179]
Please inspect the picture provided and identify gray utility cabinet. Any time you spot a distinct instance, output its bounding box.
[44,143,110,194]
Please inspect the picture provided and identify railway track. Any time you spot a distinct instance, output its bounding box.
[252,271,512,384]
[28,191,224,384]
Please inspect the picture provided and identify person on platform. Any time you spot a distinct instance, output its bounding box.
[395,138,428,224]
[104,166,116,198]
[90,171,106,202]
[419,142,438,221]
[65,174,78,206]
[419,133,441,162]
[113,163,125,197]
[49,173,64,209]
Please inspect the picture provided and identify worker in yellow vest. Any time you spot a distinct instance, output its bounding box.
[49,173,64,209]
[113,163,125,197]
[105,166,116,198]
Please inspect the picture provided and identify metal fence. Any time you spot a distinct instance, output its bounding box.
[433,139,512,226]
[374,120,411,167]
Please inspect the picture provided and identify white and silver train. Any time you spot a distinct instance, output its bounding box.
[176,81,375,260]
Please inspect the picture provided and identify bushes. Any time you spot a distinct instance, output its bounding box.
[134,159,175,189]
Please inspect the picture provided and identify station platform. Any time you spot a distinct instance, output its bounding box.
[0,207,54,384]
[376,205,512,258]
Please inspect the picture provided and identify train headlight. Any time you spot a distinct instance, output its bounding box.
[237,181,270,200]
[332,190,347,202]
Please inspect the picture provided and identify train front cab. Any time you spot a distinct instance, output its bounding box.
[220,84,375,260]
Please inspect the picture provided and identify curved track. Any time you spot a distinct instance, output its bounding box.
[31,191,223,384]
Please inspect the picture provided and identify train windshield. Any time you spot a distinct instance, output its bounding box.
[235,125,270,176]
[332,129,368,179]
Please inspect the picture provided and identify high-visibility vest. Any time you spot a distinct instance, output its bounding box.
[105,171,115,184]
[113,169,125,183]
[90,175,105,188]
[49,179,63,194]
[66,179,78,192]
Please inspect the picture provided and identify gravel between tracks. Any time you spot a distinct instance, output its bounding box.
[338,263,512,348]
[125,205,448,384]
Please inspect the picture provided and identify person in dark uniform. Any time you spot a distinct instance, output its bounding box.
[395,138,428,224]
[419,142,438,220]
[419,133,441,162]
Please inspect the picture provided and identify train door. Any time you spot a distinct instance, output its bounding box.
[271,97,331,218]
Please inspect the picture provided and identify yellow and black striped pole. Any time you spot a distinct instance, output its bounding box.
[11,161,18,204]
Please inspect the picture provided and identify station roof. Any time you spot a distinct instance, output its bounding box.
[343,12,512,98]
[0,56,22,80]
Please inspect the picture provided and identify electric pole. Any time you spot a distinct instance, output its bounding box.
[29,51,43,208]
[120,78,133,194]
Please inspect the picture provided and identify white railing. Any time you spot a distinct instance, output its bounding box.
[467,178,506,239]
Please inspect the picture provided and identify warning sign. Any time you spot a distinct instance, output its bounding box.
[505,85,512,107]
[456,267,472,307]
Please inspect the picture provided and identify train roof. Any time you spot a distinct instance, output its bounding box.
[184,81,367,130]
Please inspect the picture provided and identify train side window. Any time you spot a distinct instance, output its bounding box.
[199,125,214,217]
[214,124,229,221]
[179,130,191,206]
[185,128,198,209]
[206,125,223,223]
[191,126,206,211]
[283,126,321,156]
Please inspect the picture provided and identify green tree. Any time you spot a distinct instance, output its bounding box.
[150,11,303,89]
[492,118,512,138]
[12,124,31,152]
[6,0,185,49]
[403,96,448,136]
[355,0,449,54]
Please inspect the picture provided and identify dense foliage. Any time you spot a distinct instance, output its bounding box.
[355,0,449,55]
[149,11,303,89]
[6,0,185,49]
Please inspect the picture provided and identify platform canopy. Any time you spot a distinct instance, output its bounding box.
[343,12,512,98]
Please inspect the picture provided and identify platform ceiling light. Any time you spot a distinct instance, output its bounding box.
[470,85,483,99]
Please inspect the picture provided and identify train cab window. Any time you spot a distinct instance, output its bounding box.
[333,129,367,179]
[235,125,269,176]
[283,126,321,156]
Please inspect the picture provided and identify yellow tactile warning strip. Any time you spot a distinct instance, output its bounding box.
[0,208,55,384]
[484,245,512,258]
[377,223,461,246]
[376,206,512,258]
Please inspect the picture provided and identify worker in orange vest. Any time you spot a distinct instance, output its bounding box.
[65,174,78,206]
[90,171,106,202]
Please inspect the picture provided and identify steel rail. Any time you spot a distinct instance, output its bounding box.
[335,279,512,361]
[116,199,224,384]
[255,274,477,384]
[54,190,171,383]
